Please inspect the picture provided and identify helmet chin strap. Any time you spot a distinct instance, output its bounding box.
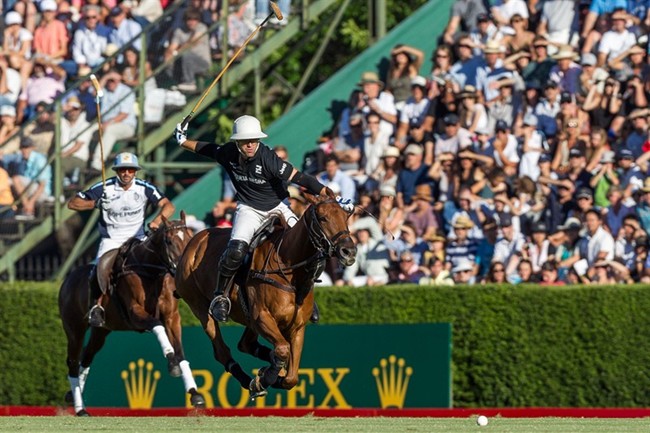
[236,140,260,158]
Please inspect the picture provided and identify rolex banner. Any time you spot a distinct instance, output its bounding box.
[83,323,452,409]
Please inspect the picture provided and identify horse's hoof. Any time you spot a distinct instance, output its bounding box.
[249,376,267,400]
[190,391,206,408]
[64,391,73,404]
[76,409,91,417]
[166,354,181,377]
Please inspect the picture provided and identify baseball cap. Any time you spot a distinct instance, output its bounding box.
[544,79,558,89]
[381,146,401,158]
[560,91,573,104]
[443,113,459,125]
[379,184,396,197]
[495,119,509,132]
[601,150,616,164]
[404,144,423,155]
[109,6,124,16]
[20,137,36,148]
[525,79,541,90]
[539,153,552,163]
[411,75,427,88]
[569,147,584,158]
[452,259,474,274]
[477,13,490,22]
[40,0,57,11]
[5,11,22,25]
[576,187,593,199]
[580,53,597,66]
[558,217,582,231]
[618,149,634,160]
[532,221,547,233]
[499,213,513,227]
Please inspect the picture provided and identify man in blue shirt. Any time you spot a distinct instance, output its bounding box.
[7,137,52,219]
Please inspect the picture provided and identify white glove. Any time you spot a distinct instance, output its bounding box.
[175,123,187,146]
[95,192,111,212]
[335,195,354,213]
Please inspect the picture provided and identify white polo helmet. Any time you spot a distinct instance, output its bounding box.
[112,152,142,170]
[230,115,268,141]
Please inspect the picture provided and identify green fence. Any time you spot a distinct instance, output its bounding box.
[3,283,650,407]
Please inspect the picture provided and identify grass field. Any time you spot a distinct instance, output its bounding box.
[2,416,650,433]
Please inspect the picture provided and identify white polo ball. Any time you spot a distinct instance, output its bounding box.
[477,415,489,426]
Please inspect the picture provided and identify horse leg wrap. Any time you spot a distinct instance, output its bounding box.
[67,375,85,413]
[79,366,90,393]
[253,345,272,362]
[179,360,198,392]
[226,359,253,389]
[259,355,286,389]
[152,325,174,357]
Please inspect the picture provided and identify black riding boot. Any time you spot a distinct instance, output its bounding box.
[310,301,320,323]
[209,239,249,323]
[209,272,232,323]
[88,266,105,327]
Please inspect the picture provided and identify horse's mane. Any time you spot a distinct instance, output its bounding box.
[117,236,143,258]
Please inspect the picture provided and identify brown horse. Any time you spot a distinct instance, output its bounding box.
[175,192,356,398]
[58,213,205,415]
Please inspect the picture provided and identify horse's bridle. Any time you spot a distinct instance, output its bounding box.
[139,222,188,276]
[304,199,353,258]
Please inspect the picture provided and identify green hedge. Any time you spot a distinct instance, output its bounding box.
[2,282,650,407]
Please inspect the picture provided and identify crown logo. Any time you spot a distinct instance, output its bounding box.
[121,359,161,409]
[372,355,413,408]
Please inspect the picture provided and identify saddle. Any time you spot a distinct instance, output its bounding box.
[94,249,120,296]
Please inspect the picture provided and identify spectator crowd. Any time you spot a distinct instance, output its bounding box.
[220,0,650,287]
[0,0,289,220]
[2,0,650,287]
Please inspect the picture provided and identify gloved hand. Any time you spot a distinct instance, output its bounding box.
[175,122,188,146]
[95,192,111,212]
[335,195,354,213]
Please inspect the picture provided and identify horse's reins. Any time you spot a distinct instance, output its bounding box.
[118,223,188,278]
[249,199,353,291]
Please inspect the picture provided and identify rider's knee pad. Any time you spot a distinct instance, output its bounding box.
[220,239,249,274]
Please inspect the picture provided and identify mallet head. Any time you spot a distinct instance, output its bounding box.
[270,1,283,21]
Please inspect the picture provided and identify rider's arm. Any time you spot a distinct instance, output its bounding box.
[288,168,329,196]
[180,139,212,153]
[68,187,102,211]
[149,198,175,229]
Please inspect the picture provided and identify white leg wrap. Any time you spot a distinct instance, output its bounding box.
[79,366,90,393]
[179,360,197,392]
[152,325,175,357]
[67,376,85,413]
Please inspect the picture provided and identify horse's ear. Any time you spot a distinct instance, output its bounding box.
[180,210,186,223]
[303,191,318,204]
[324,187,336,199]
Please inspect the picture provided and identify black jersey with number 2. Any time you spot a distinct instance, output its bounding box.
[196,141,294,211]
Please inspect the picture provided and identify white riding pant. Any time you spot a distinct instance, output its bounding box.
[230,199,298,244]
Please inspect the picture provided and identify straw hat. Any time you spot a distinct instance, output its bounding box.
[483,40,503,54]
[552,45,578,61]
[357,71,384,88]
[381,146,400,158]
[452,215,474,229]
[457,85,478,99]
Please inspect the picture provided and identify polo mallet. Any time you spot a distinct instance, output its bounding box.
[180,1,283,129]
[89,74,107,188]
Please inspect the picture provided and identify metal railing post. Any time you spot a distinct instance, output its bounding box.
[53,100,62,229]
[137,32,147,156]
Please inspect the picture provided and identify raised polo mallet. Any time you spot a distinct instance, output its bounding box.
[89,73,107,189]
[180,1,283,129]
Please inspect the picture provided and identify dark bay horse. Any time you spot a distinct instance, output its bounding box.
[175,192,356,398]
[58,213,205,415]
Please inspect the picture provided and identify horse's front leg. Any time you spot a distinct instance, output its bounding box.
[274,324,306,390]
[249,309,292,399]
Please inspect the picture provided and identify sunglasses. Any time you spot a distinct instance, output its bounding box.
[85,15,99,19]
[458,44,472,49]
[493,268,505,272]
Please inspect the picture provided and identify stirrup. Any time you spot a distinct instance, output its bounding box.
[209,295,231,322]
[88,305,105,327]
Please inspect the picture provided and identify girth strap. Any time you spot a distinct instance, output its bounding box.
[249,270,296,293]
